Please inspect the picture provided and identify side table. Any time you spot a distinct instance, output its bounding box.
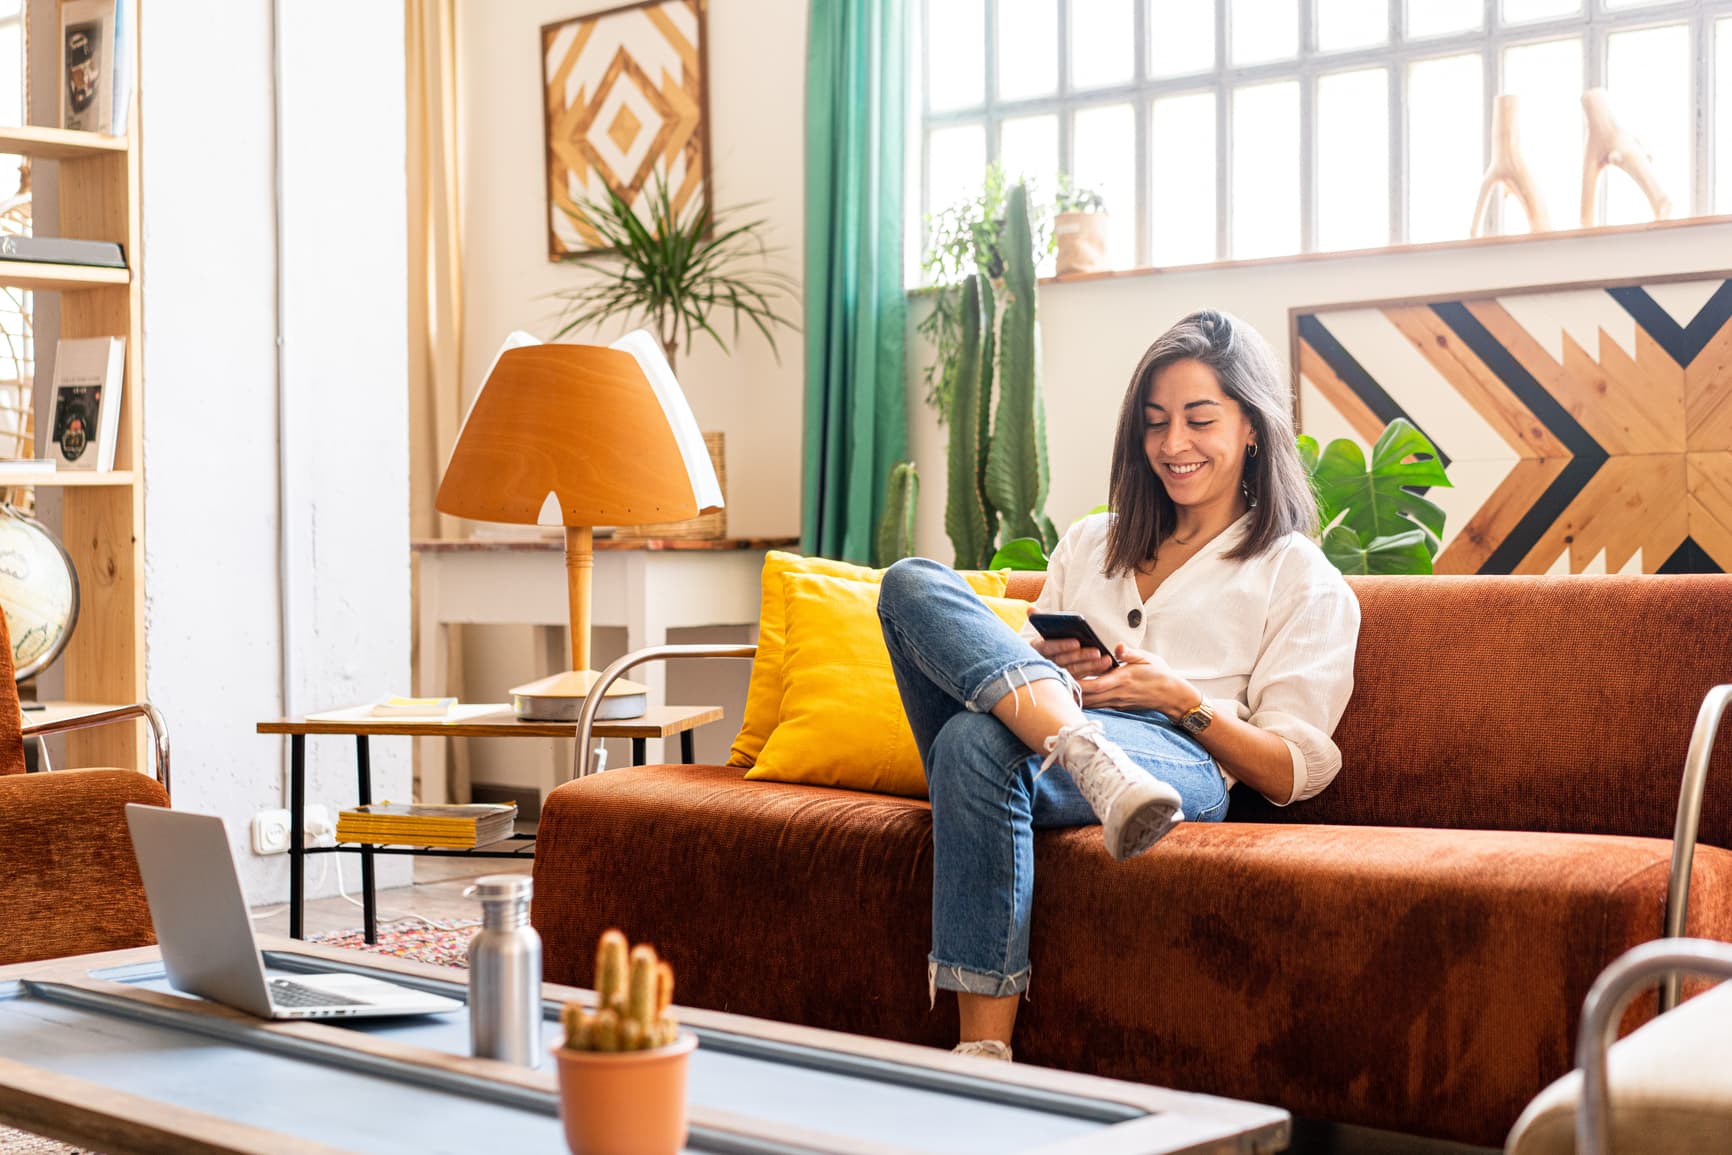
[256,704,722,944]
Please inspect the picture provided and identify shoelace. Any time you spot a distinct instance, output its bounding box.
[1037,718,1106,781]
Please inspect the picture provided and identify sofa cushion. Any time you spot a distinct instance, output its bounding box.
[533,763,1732,1148]
[745,572,1030,798]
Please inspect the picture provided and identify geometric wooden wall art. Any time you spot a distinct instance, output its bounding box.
[1293,275,1732,575]
[541,0,710,260]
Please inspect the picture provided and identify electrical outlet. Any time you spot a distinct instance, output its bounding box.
[251,805,337,855]
[251,808,292,855]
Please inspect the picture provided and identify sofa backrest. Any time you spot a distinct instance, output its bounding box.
[1005,571,1732,844]
[0,611,26,776]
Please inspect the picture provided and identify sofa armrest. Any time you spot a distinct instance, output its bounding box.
[0,768,168,966]
[573,644,757,779]
[1662,684,1732,1010]
[21,702,171,797]
[1574,937,1732,1155]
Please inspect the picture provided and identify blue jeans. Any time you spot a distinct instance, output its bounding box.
[877,557,1230,999]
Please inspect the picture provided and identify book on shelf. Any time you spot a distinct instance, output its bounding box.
[370,695,457,718]
[60,0,131,136]
[46,337,124,471]
[0,235,127,269]
[335,801,518,849]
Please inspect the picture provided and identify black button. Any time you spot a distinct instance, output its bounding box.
[1128,608,1143,628]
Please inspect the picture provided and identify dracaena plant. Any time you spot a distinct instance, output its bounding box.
[1299,418,1452,575]
[552,175,798,370]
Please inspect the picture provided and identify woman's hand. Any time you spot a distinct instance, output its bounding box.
[1031,636,1116,681]
[1078,645,1193,715]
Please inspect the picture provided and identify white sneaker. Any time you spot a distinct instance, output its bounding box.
[1041,720,1185,860]
[953,1039,1013,1062]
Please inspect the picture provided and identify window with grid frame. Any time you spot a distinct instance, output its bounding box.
[917,0,1732,279]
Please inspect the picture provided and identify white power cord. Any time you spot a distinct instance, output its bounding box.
[248,853,448,932]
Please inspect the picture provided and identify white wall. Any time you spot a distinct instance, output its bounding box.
[452,0,806,779]
[142,0,411,902]
[906,222,1732,562]
[457,0,806,538]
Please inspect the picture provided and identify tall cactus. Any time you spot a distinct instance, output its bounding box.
[873,461,920,567]
[984,185,1057,551]
[944,273,998,569]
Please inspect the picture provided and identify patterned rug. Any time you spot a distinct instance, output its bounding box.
[308,917,481,967]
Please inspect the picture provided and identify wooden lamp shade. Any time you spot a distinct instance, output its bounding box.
[435,342,721,714]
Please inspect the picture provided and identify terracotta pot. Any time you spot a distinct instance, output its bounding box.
[1054,211,1110,276]
[552,1032,698,1155]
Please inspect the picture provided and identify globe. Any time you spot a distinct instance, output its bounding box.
[0,504,79,681]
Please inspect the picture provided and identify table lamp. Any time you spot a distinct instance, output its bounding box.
[435,329,722,721]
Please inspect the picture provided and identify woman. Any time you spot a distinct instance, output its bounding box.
[877,309,1359,1061]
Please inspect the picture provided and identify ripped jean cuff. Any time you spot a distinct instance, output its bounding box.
[966,659,1082,716]
[929,957,1032,1004]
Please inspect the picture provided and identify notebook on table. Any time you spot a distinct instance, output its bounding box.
[124,804,463,1020]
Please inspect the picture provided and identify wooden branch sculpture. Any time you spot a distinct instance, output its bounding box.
[1470,94,1550,237]
[1579,87,1672,227]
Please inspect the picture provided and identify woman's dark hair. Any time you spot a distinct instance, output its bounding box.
[1104,309,1315,575]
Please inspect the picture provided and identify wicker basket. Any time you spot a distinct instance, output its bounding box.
[614,430,728,541]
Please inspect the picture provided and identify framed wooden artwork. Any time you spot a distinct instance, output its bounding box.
[1292,273,1732,575]
[541,0,710,261]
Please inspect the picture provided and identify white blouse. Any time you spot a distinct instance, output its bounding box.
[1019,512,1360,805]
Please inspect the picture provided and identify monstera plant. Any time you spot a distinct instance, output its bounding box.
[1300,418,1451,575]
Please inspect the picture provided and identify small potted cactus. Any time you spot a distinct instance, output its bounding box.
[552,929,698,1155]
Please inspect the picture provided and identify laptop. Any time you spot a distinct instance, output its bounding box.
[125,804,463,1020]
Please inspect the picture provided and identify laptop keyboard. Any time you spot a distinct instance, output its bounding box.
[269,979,368,1008]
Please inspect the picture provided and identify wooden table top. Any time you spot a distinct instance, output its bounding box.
[257,703,723,739]
[412,535,799,554]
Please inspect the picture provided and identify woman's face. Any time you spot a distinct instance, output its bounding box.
[1142,357,1257,513]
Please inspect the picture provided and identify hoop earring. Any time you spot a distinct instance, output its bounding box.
[1247,442,1259,458]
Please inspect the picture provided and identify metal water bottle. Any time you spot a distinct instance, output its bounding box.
[467,874,542,1067]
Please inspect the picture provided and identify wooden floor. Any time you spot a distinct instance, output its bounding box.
[247,856,504,938]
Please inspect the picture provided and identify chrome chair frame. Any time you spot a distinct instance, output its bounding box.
[1574,937,1732,1155]
[1660,684,1731,1011]
[570,644,758,779]
[20,702,172,797]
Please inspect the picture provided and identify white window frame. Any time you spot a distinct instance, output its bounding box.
[919,0,1732,272]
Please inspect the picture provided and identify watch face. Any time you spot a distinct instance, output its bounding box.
[1181,706,1212,734]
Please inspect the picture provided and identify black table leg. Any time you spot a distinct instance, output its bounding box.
[356,736,377,945]
[631,738,646,766]
[680,730,694,764]
[289,735,305,940]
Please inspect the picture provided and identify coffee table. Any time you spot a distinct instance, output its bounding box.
[0,942,1290,1154]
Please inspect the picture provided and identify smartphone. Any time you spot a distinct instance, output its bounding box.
[1027,612,1122,667]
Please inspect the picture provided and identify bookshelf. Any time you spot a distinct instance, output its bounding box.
[2,30,144,770]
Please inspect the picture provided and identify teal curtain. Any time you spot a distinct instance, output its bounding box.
[803,0,908,562]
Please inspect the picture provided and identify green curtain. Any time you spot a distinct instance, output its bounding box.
[803,0,908,563]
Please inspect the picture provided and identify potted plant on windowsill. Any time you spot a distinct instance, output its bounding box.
[1052,173,1109,277]
[554,929,696,1155]
[552,176,798,540]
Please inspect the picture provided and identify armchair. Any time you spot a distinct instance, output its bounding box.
[0,610,171,968]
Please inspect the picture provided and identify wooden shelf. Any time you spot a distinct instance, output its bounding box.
[0,261,128,292]
[0,470,134,488]
[0,125,127,159]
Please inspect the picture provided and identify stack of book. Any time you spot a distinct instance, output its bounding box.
[335,801,517,849]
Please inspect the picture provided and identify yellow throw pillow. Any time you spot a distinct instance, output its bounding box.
[726,552,1008,768]
[745,571,1031,798]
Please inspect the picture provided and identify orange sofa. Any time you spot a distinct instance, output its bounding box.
[532,573,1732,1146]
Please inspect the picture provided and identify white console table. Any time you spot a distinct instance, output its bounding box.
[413,536,793,803]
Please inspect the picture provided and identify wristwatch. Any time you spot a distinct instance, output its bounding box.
[1178,699,1215,736]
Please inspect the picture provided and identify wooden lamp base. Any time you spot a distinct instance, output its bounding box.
[510,670,649,722]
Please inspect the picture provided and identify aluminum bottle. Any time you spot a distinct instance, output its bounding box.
[467,874,542,1067]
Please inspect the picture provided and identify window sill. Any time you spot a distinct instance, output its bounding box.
[907,213,1732,296]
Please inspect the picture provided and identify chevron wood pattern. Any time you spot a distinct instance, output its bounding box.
[541,0,709,260]
[1295,276,1732,574]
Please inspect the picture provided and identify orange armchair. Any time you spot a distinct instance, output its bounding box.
[0,611,170,967]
